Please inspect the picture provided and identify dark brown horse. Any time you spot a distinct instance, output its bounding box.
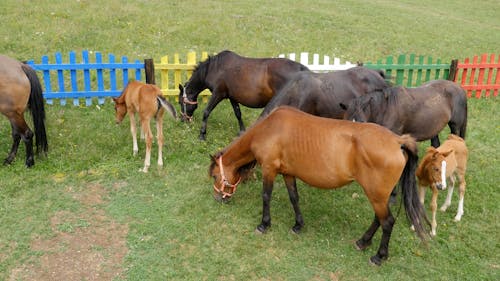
[341,79,467,147]
[259,66,390,119]
[0,55,48,167]
[209,106,429,266]
[178,50,309,140]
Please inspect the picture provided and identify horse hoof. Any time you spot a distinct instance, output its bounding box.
[369,256,382,266]
[355,240,371,251]
[255,225,268,234]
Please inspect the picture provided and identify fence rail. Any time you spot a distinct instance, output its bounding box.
[27,51,498,106]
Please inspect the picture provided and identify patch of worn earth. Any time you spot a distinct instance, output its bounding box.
[9,182,128,281]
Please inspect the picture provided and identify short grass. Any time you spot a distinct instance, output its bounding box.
[1,0,499,280]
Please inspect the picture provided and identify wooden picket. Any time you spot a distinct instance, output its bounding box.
[363,54,451,87]
[28,50,144,106]
[154,51,211,102]
[453,53,500,98]
[278,52,357,72]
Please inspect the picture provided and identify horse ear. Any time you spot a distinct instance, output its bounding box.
[339,103,348,110]
[178,84,184,91]
[441,149,454,158]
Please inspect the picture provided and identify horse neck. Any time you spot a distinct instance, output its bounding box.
[221,134,256,177]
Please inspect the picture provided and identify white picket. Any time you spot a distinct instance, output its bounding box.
[278,52,357,72]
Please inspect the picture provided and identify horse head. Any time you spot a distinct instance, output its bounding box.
[417,147,454,190]
[112,97,127,124]
[209,153,241,203]
[340,95,372,123]
[178,83,198,122]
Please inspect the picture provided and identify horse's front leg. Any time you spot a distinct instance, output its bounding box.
[430,135,440,148]
[199,94,224,141]
[229,99,245,135]
[283,175,304,233]
[256,177,275,234]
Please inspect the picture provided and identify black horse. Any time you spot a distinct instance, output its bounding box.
[341,79,468,147]
[259,66,390,119]
[178,50,309,140]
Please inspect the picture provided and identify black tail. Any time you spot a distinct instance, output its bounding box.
[22,64,48,155]
[400,136,430,241]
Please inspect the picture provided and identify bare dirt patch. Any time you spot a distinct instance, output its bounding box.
[10,182,129,281]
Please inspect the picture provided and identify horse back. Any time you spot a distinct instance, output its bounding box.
[252,107,407,189]
[438,134,468,173]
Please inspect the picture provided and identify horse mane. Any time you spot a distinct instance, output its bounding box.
[191,50,234,86]
[208,150,257,182]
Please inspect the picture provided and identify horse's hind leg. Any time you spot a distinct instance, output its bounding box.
[5,118,34,167]
[454,173,466,221]
[229,99,245,135]
[440,174,455,212]
[283,175,304,233]
[140,117,153,173]
[4,123,22,165]
[370,208,395,266]
[355,215,379,251]
[155,112,165,168]
[129,113,139,156]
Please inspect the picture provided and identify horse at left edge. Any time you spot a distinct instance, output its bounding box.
[178,50,309,140]
[209,106,429,266]
[0,55,48,167]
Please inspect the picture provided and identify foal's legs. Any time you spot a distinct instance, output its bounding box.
[229,99,245,135]
[453,173,466,221]
[128,113,139,156]
[440,174,455,212]
[140,117,153,173]
[430,187,439,236]
[430,136,440,148]
[155,111,165,167]
[283,175,304,233]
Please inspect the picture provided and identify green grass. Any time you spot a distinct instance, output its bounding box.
[1,1,499,280]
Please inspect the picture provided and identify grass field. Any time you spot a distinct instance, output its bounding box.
[1,1,499,280]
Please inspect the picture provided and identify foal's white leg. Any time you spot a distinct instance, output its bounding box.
[430,188,439,236]
[140,118,153,173]
[156,115,164,167]
[440,175,455,212]
[454,175,466,221]
[129,114,139,156]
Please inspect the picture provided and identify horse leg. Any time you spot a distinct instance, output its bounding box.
[430,187,439,236]
[283,175,304,233]
[454,173,466,221]
[229,99,245,135]
[129,113,139,156]
[155,112,164,168]
[256,176,275,234]
[4,123,22,165]
[199,94,224,141]
[370,210,395,266]
[430,135,440,148]
[355,216,379,251]
[440,174,455,212]
[140,117,153,173]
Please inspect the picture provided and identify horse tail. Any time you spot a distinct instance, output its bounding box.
[21,64,48,155]
[157,95,177,119]
[399,134,430,241]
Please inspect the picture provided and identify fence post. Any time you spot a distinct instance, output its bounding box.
[144,58,155,85]
[448,59,458,81]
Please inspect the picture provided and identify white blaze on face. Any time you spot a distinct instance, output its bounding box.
[441,160,447,189]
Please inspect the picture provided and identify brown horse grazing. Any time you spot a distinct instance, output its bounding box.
[0,55,48,167]
[416,134,468,236]
[259,66,390,119]
[341,79,467,148]
[209,106,429,266]
[178,50,309,140]
[113,81,176,173]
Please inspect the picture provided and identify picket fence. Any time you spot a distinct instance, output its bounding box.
[451,53,500,98]
[28,50,145,106]
[27,51,498,106]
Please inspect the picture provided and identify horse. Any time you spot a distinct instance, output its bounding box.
[259,66,390,119]
[416,134,468,236]
[178,50,309,140]
[341,79,468,148]
[209,106,429,266]
[0,55,48,167]
[113,81,177,173]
